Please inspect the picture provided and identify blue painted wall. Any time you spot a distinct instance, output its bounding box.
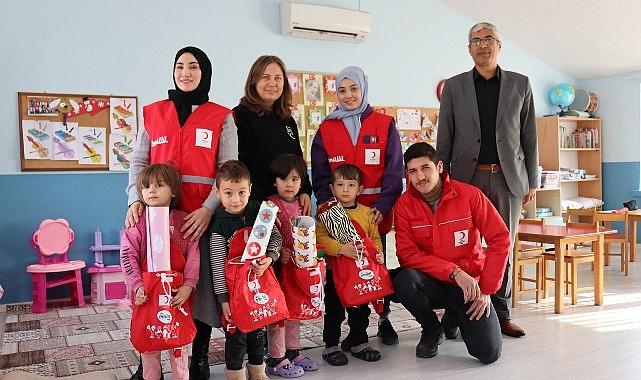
[0,0,575,304]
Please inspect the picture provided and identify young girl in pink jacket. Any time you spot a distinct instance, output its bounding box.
[121,163,200,380]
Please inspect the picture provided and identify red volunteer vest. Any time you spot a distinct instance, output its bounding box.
[318,112,393,234]
[144,100,231,213]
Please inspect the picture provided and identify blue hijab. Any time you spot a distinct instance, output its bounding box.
[325,66,369,145]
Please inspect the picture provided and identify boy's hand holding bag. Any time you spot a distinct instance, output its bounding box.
[317,198,393,311]
[222,201,289,334]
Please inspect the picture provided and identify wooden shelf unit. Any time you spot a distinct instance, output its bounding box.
[524,116,602,221]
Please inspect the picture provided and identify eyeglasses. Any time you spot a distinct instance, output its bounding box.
[469,36,499,47]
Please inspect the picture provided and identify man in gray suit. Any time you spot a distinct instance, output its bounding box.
[437,22,538,338]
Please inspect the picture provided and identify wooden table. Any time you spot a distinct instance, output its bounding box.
[626,210,641,262]
[518,224,613,314]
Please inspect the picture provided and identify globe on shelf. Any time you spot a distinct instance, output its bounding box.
[548,83,575,115]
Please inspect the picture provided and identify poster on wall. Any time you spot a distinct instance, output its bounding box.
[21,120,53,160]
[109,133,135,171]
[303,73,324,106]
[78,126,107,165]
[110,97,138,136]
[51,122,79,161]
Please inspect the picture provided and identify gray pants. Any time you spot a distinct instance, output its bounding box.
[470,170,521,321]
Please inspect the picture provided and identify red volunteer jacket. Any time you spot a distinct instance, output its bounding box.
[393,172,510,295]
[319,111,393,233]
[144,100,231,213]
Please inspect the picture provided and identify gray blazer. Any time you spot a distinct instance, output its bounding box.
[436,68,538,197]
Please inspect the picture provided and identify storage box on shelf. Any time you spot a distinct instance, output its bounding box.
[87,229,129,305]
[524,116,602,223]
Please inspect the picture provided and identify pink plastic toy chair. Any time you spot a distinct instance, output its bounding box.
[26,219,86,313]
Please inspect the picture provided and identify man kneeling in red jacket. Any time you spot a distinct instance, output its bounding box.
[393,142,509,364]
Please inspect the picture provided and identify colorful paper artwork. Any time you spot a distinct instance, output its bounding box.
[78,126,107,165]
[109,133,135,171]
[27,96,58,116]
[396,108,422,130]
[22,120,52,159]
[288,73,302,94]
[67,97,110,118]
[303,73,324,106]
[50,122,79,161]
[110,98,137,135]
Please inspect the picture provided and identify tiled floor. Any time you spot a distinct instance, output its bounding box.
[2,238,640,379]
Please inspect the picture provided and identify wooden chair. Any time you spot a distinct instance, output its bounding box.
[542,220,597,305]
[595,211,629,276]
[512,219,544,307]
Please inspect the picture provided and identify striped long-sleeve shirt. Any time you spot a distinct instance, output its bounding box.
[207,201,282,302]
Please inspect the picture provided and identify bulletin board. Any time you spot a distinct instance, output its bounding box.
[288,71,339,164]
[288,70,440,164]
[18,92,138,172]
[373,106,440,152]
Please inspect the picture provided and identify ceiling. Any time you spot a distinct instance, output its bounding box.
[437,0,641,80]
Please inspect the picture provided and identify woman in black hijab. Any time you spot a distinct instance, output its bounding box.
[124,46,237,380]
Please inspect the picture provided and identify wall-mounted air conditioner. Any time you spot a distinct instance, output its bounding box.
[280,2,371,43]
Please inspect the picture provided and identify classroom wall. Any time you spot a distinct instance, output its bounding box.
[0,0,574,304]
[578,71,641,211]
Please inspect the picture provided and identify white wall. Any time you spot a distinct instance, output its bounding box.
[578,70,641,163]
[0,0,573,174]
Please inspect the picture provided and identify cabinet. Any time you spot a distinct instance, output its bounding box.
[524,116,602,222]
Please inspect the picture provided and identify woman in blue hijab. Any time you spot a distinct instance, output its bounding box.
[311,65,404,365]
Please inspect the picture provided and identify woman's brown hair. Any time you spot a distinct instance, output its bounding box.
[239,55,292,121]
[136,163,182,209]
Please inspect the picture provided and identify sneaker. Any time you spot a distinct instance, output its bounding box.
[376,319,399,345]
[416,329,444,358]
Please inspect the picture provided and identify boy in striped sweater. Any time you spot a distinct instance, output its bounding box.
[206,160,281,380]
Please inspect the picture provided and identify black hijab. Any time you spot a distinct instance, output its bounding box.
[168,46,212,126]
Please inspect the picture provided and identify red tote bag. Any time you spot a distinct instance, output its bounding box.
[279,260,326,320]
[222,227,289,334]
[130,271,196,354]
[328,221,393,309]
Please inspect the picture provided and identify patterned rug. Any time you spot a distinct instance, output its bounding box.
[0,301,421,379]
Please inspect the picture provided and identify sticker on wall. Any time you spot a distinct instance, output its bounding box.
[303,73,324,106]
[110,97,138,135]
[22,120,52,159]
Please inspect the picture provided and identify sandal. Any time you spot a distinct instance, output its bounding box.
[351,344,381,362]
[266,358,304,378]
[291,354,319,371]
[322,347,348,366]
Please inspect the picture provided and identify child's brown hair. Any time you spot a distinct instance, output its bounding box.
[269,153,307,186]
[216,160,251,187]
[136,163,182,209]
[331,164,363,185]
